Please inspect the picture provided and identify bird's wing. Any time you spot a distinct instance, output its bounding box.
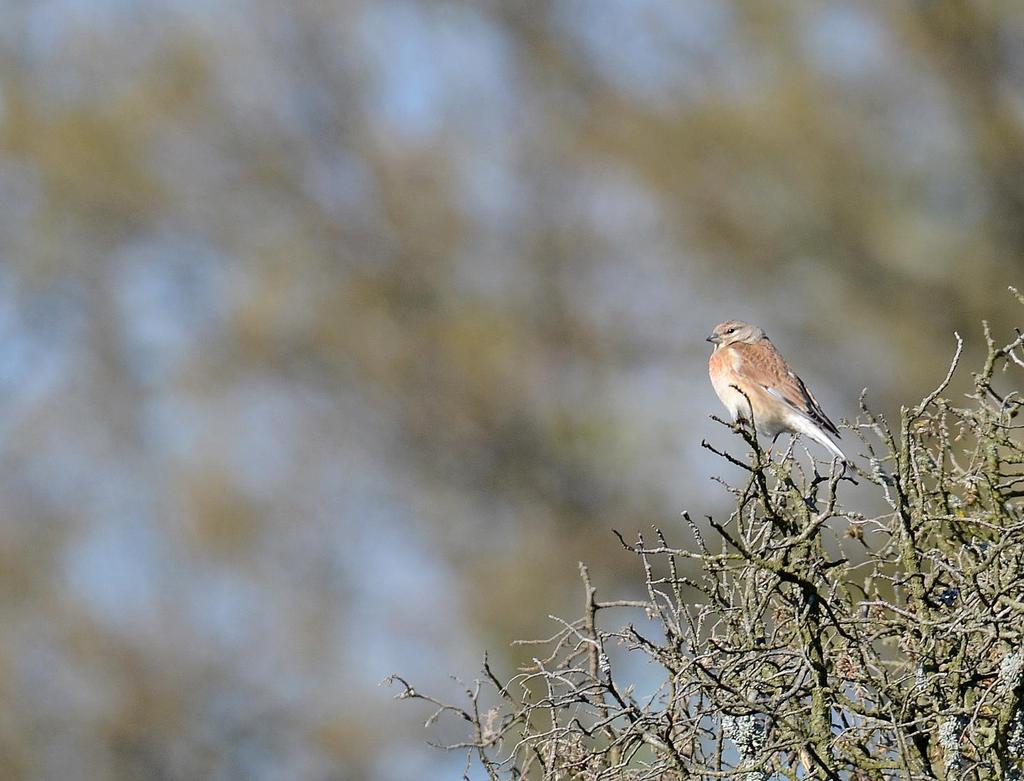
[733,340,841,437]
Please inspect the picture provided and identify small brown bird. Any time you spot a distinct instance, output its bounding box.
[707,320,845,461]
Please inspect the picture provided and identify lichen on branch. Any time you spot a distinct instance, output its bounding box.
[392,290,1024,780]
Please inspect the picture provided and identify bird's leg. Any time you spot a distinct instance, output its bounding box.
[735,418,761,459]
[731,415,752,436]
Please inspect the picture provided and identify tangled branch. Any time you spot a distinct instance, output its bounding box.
[391,291,1024,780]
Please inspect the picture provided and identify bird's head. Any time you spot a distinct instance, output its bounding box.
[706,320,765,348]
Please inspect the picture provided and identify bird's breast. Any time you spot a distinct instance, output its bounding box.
[709,348,751,422]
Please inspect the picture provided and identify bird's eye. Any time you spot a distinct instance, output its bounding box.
[725,327,735,334]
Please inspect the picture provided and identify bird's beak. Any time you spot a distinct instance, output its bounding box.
[706,333,721,344]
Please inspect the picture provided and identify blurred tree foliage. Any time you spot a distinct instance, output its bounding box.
[0,1,1019,779]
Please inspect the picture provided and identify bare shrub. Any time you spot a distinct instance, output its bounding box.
[389,291,1024,779]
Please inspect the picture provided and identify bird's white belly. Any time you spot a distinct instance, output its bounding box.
[710,369,789,437]
[710,370,752,422]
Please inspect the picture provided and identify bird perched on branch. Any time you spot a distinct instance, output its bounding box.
[707,320,846,462]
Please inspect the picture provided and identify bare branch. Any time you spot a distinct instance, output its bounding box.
[397,316,1024,779]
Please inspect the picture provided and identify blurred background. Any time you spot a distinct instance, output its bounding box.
[0,1,1021,779]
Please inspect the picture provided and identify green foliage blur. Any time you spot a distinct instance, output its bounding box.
[0,2,1020,779]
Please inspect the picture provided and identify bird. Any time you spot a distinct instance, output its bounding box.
[707,320,846,462]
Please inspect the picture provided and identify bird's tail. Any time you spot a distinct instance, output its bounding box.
[792,416,847,463]
[815,431,847,463]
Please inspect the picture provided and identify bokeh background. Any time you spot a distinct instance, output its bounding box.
[0,1,1022,779]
